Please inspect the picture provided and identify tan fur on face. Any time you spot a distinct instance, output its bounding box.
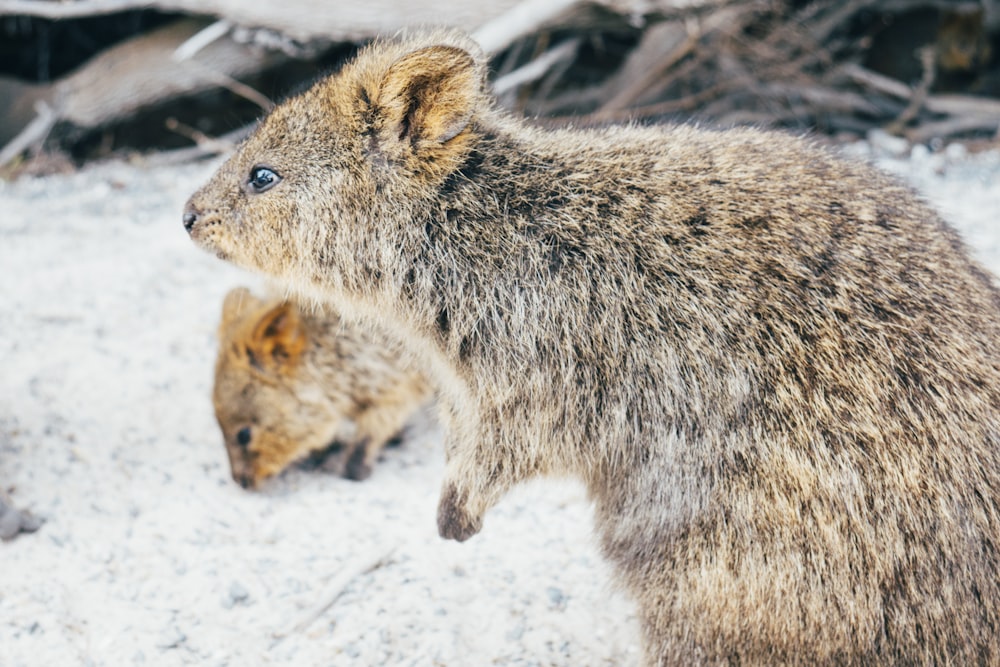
[213,287,430,488]
[188,29,1000,665]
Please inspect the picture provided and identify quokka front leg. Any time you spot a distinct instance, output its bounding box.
[346,384,429,481]
[436,415,534,541]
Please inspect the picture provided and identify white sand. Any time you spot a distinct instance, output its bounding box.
[1,140,998,666]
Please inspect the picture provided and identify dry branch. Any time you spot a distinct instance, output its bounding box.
[0,18,283,166]
[270,544,399,647]
[841,64,1000,120]
[0,100,55,167]
[494,38,582,95]
[473,0,582,54]
[2,0,998,166]
[0,0,736,43]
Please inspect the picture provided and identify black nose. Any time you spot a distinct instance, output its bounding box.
[182,209,198,232]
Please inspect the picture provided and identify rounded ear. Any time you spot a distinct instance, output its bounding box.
[375,45,481,146]
[247,301,307,371]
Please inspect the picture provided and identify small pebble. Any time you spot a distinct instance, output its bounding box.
[867,129,909,157]
[226,581,251,608]
[506,623,526,641]
[157,627,186,650]
[945,142,968,162]
[547,586,567,609]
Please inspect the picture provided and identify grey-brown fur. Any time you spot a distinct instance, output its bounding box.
[185,29,1000,664]
[213,287,430,487]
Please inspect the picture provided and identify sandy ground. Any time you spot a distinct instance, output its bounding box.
[1,139,999,667]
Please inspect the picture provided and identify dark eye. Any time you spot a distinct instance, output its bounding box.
[236,426,252,447]
[247,166,280,193]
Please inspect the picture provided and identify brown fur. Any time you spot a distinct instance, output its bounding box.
[186,29,1000,664]
[213,287,430,488]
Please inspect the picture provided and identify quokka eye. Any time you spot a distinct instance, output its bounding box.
[236,426,252,447]
[247,166,281,193]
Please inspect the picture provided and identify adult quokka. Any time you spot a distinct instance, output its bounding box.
[185,29,1000,665]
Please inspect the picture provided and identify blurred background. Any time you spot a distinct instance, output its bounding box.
[1,0,998,176]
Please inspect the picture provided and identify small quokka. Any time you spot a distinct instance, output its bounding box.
[213,287,430,488]
[185,29,1000,664]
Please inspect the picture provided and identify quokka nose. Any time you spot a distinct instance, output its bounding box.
[182,208,198,232]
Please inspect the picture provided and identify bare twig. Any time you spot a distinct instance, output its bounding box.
[600,5,752,114]
[839,63,912,99]
[142,123,254,166]
[177,60,274,112]
[172,19,233,62]
[906,116,1000,144]
[473,0,580,54]
[164,117,236,154]
[922,95,1000,121]
[842,63,1000,119]
[493,38,581,95]
[886,46,936,135]
[269,544,399,647]
[0,100,57,168]
[807,0,869,44]
[600,25,699,113]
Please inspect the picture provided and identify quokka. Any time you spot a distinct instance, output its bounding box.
[213,287,429,487]
[185,29,1000,664]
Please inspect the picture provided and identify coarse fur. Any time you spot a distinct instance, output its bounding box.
[213,287,430,488]
[185,29,1000,665]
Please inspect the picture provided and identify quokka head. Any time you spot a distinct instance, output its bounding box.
[213,287,343,489]
[183,30,489,295]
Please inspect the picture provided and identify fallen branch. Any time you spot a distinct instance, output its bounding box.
[142,123,254,166]
[906,116,1000,144]
[164,117,236,154]
[0,0,145,18]
[0,101,56,168]
[472,0,580,54]
[0,18,284,167]
[172,19,233,62]
[599,23,700,113]
[0,0,722,44]
[886,46,936,135]
[494,38,582,95]
[269,544,399,647]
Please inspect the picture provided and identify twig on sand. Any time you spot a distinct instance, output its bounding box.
[269,543,399,648]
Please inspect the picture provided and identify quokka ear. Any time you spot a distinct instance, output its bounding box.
[247,301,306,370]
[219,287,264,338]
[221,287,255,321]
[374,45,480,147]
